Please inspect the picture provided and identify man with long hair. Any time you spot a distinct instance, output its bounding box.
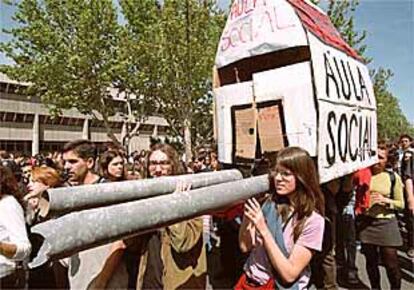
[132,143,207,289]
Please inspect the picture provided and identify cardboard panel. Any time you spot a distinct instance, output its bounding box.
[317,101,377,183]
[213,0,377,183]
[308,33,377,183]
[233,106,256,160]
[214,82,254,164]
[215,0,307,68]
[217,47,311,86]
[257,104,285,153]
[253,62,317,156]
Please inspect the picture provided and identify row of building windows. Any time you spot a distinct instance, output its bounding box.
[0,140,67,155]
[0,111,167,133]
[0,82,23,95]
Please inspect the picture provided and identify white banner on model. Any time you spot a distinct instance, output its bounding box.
[308,33,377,183]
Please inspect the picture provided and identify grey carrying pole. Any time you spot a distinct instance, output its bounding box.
[29,175,269,268]
[45,169,242,215]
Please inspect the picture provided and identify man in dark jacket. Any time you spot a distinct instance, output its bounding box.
[401,145,414,258]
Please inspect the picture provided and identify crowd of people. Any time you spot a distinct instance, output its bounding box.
[0,134,413,290]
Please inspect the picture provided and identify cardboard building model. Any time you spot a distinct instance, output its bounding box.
[213,0,378,183]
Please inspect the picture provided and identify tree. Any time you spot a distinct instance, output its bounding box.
[325,0,369,62]
[115,0,161,148]
[156,0,225,162]
[0,0,152,148]
[372,68,414,140]
[120,0,225,161]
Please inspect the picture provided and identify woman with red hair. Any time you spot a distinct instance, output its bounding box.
[25,166,62,221]
[24,166,65,289]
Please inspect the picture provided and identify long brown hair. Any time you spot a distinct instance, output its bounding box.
[147,143,184,176]
[269,147,325,242]
[0,165,23,202]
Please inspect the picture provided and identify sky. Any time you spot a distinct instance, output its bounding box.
[1,0,413,122]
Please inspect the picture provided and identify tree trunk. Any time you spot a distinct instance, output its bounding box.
[184,118,192,164]
[121,122,128,150]
[121,121,141,156]
[97,98,122,147]
[100,112,122,147]
[184,0,192,165]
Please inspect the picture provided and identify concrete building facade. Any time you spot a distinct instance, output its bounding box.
[0,73,168,155]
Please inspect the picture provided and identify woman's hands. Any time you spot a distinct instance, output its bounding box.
[371,191,391,206]
[244,198,268,236]
[0,241,18,259]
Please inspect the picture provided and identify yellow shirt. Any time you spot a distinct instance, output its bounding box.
[366,171,405,219]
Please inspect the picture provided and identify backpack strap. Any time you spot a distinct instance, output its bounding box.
[386,170,396,200]
[261,199,299,290]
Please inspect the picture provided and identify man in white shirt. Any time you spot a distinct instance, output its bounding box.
[60,140,128,289]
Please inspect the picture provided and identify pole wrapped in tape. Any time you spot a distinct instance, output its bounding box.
[45,169,243,215]
[30,175,269,268]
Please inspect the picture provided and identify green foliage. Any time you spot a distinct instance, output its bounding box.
[120,0,225,155]
[116,0,161,108]
[1,0,119,117]
[1,0,225,153]
[155,0,225,147]
[325,0,369,62]
[373,68,414,140]
[0,0,154,145]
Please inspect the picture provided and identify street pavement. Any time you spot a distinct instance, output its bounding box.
[336,249,414,290]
